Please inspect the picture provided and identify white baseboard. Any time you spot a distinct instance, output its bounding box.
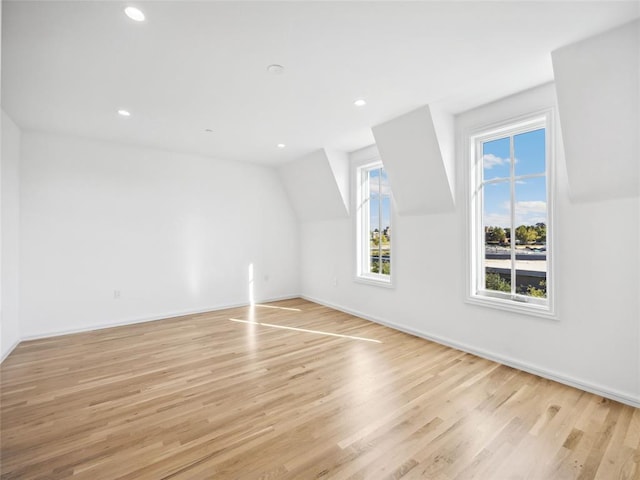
[0,339,21,363]
[19,294,300,342]
[302,294,640,409]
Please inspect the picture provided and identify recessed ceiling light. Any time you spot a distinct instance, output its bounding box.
[267,64,285,75]
[354,99,367,107]
[124,6,145,22]
[117,109,131,117]
[277,143,286,149]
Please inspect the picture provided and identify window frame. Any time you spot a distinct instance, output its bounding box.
[353,154,394,288]
[467,109,556,319]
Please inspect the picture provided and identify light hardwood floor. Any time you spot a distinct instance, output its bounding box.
[1,298,639,479]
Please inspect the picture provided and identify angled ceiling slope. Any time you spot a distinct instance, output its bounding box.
[279,149,349,222]
[552,19,639,201]
[372,106,455,215]
[3,1,638,165]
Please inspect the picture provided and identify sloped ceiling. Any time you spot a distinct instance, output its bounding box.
[373,106,455,215]
[552,20,639,201]
[2,1,638,164]
[279,149,349,222]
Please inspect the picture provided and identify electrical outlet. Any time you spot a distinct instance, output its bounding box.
[113,290,121,299]
[333,277,338,287]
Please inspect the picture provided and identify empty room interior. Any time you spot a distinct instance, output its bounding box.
[1,1,639,479]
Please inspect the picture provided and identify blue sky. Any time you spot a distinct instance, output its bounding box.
[369,168,391,231]
[482,128,547,229]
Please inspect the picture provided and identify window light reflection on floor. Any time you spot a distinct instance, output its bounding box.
[229,318,382,343]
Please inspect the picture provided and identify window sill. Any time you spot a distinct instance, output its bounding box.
[466,293,557,320]
[355,274,395,289]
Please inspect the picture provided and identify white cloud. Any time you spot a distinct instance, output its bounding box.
[516,201,546,226]
[483,153,509,169]
[483,154,520,170]
[486,200,546,228]
[516,200,546,214]
[499,200,546,214]
[369,179,392,196]
[483,213,510,228]
[519,216,546,225]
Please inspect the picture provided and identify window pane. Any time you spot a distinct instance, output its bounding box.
[358,163,393,282]
[381,214,391,274]
[483,137,511,181]
[514,128,545,176]
[369,186,380,274]
[380,169,391,275]
[379,168,389,193]
[514,177,547,297]
[472,117,551,311]
[483,181,511,292]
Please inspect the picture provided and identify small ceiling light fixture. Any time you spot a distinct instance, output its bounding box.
[117,109,131,117]
[124,6,145,22]
[267,64,285,75]
[204,129,213,133]
[277,143,286,149]
[354,99,367,107]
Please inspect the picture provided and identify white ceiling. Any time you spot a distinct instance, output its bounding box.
[2,1,638,165]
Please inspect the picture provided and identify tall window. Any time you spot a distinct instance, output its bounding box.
[469,112,553,315]
[356,161,392,285]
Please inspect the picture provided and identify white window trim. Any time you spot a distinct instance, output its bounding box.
[466,109,557,319]
[352,150,395,288]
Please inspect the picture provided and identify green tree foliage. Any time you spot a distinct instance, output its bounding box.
[371,229,380,246]
[485,223,546,245]
[534,223,547,243]
[486,273,510,292]
[371,260,390,275]
[382,226,391,242]
[524,280,546,298]
[485,226,506,244]
[515,225,538,244]
[486,273,547,298]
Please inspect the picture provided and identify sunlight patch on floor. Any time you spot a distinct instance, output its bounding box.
[229,318,382,343]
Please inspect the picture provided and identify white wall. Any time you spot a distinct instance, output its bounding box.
[301,83,640,406]
[1,111,21,359]
[19,132,299,338]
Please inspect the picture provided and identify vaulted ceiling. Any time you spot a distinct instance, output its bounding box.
[2,1,638,165]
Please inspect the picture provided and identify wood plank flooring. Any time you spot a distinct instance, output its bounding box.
[1,298,639,479]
